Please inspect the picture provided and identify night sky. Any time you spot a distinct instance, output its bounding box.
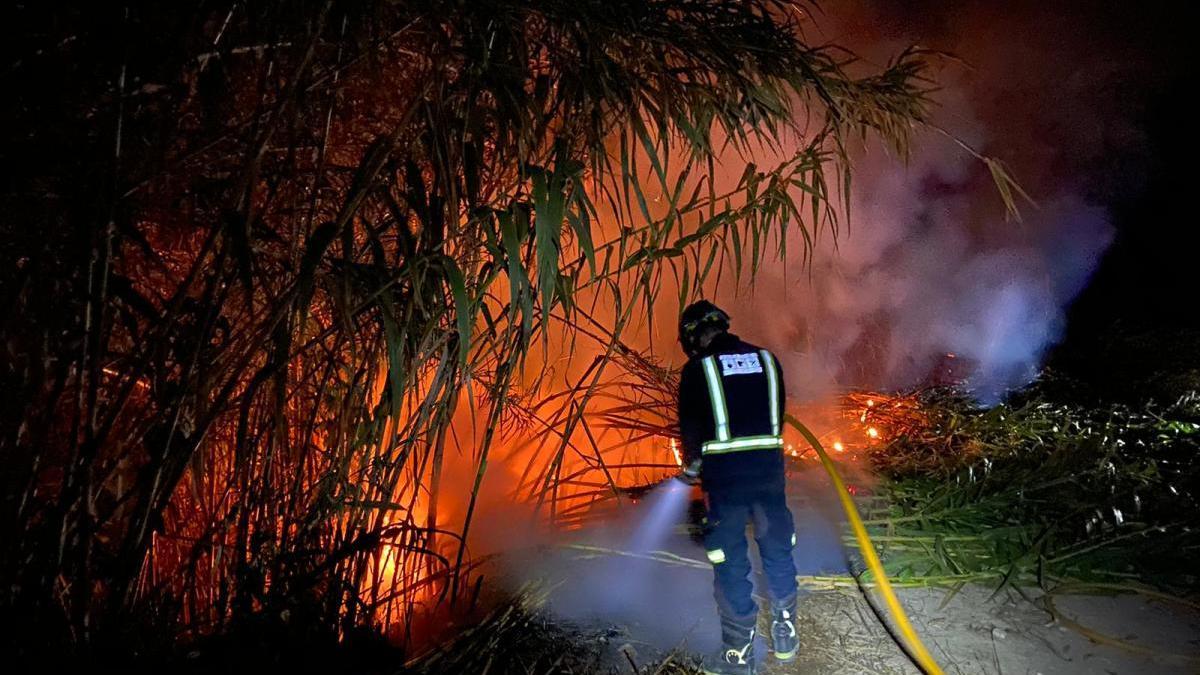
[847,1,1200,394]
[853,2,1193,321]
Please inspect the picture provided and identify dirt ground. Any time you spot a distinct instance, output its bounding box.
[532,462,1200,674]
[768,583,1200,674]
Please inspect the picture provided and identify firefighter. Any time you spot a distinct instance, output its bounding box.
[676,300,798,675]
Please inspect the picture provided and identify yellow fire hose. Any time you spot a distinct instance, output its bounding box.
[785,413,946,675]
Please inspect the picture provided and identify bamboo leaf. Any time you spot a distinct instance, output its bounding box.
[295,221,339,326]
[565,207,596,278]
[532,167,563,316]
[440,256,473,367]
[499,210,532,337]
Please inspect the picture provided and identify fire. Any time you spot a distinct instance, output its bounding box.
[832,441,845,453]
[842,390,937,448]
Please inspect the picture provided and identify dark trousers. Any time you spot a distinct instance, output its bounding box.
[703,481,797,643]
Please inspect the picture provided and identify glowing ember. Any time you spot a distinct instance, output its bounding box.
[867,427,880,439]
[832,441,845,453]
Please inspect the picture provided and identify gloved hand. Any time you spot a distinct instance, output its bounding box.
[680,459,702,486]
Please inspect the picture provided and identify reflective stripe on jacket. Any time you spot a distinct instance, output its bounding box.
[678,332,786,490]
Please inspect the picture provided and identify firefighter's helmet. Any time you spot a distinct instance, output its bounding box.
[679,300,730,356]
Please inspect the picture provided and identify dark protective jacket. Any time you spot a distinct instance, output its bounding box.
[677,332,786,491]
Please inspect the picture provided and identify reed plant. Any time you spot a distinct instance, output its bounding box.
[0,0,960,658]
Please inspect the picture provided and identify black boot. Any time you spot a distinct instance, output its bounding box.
[704,626,755,675]
[770,601,798,662]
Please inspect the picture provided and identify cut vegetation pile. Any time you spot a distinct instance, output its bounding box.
[851,383,1200,593]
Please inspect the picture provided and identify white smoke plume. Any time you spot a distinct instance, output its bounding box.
[697,2,1160,403]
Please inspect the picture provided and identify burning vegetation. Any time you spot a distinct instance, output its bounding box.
[5,1,1190,673]
[0,0,951,666]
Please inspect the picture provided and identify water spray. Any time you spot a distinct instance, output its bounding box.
[627,476,693,554]
[551,474,700,627]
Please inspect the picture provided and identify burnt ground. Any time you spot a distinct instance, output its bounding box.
[521,463,1200,675]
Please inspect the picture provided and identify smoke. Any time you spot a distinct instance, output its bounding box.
[732,145,1114,403]
[507,465,858,658]
[700,2,1160,403]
